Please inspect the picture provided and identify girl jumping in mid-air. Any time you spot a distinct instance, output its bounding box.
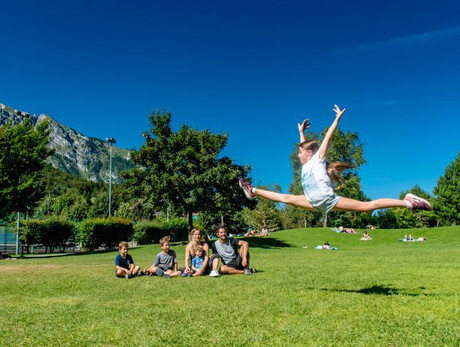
[239,105,431,213]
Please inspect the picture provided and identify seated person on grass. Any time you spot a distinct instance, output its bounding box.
[183,245,205,277]
[208,226,255,276]
[184,228,209,277]
[259,227,269,236]
[360,231,372,241]
[115,241,141,279]
[144,236,182,279]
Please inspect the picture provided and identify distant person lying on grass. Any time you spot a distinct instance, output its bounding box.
[339,226,357,234]
[115,241,141,279]
[208,225,255,276]
[360,231,372,241]
[404,234,414,242]
[315,241,338,250]
[144,236,182,278]
[400,234,426,242]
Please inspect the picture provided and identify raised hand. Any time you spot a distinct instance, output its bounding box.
[333,105,346,118]
[298,118,312,133]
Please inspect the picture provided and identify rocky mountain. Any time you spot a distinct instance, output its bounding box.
[0,102,136,184]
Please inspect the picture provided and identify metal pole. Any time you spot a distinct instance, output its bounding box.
[16,212,20,255]
[106,137,116,217]
[108,142,112,217]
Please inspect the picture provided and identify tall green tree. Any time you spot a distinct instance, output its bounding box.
[33,165,111,221]
[285,128,368,228]
[433,151,460,225]
[0,119,53,218]
[122,110,253,228]
[374,185,435,228]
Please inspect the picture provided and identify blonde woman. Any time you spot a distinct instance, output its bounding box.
[184,228,209,276]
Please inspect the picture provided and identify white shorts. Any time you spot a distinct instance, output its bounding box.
[306,194,341,213]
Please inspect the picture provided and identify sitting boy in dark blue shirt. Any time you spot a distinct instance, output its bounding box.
[115,241,141,279]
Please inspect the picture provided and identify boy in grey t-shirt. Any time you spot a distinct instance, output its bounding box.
[209,226,255,276]
[144,236,182,278]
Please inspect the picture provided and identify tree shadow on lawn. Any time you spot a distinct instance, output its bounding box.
[317,285,431,297]
[242,237,292,249]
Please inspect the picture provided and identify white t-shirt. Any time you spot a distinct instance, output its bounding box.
[301,152,340,213]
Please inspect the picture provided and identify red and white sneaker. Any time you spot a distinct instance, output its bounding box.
[404,193,432,211]
[239,179,256,200]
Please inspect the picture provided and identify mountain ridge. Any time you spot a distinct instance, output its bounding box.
[0,102,136,184]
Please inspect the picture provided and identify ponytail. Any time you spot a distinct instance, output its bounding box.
[326,162,354,189]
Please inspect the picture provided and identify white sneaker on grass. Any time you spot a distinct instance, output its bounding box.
[209,270,220,277]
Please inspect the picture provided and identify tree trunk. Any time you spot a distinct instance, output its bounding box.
[188,211,194,229]
[221,215,224,226]
[323,213,328,228]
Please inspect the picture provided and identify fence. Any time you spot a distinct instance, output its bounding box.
[0,223,17,254]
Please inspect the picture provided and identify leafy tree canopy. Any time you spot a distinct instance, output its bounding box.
[433,151,460,225]
[0,119,53,218]
[122,110,253,228]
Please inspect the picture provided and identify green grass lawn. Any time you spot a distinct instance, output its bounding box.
[1,226,459,346]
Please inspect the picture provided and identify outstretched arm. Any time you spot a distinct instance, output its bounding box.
[298,118,311,143]
[318,105,346,159]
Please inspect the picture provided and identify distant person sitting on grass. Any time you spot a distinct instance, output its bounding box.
[182,245,205,277]
[115,241,141,279]
[360,231,372,241]
[259,227,269,236]
[208,225,255,277]
[144,236,182,278]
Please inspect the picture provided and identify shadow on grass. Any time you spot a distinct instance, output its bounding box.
[241,237,292,249]
[318,285,430,296]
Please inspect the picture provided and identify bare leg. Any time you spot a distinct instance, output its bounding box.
[220,265,244,275]
[165,270,182,278]
[116,269,127,278]
[211,256,219,271]
[145,265,158,274]
[255,188,315,210]
[334,197,406,212]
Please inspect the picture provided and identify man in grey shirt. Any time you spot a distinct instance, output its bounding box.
[209,225,255,276]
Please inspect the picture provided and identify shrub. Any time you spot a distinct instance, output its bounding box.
[21,218,75,253]
[133,220,167,245]
[133,217,189,245]
[79,217,134,250]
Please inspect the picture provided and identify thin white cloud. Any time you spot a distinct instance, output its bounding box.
[336,26,460,53]
[378,100,397,106]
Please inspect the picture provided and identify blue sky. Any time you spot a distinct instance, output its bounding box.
[1,0,459,199]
